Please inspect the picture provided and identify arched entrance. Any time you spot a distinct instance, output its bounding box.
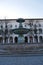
[0,37,3,44]
[39,36,43,43]
[25,36,28,43]
[34,36,38,43]
[29,36,33,43]
[5,37,8,43]
[15,37,18,43]
[9,37,13,43]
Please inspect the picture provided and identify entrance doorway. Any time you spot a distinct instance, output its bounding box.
[5,37,8,43]
[39,36,43,43]
[0,37,3,44]
[25,36,28,43]
[15,37,18,43]
[34,36,38,43]
[29,36,33,43]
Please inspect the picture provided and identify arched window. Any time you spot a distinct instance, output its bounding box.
[5,29,8,34]
[39,29,42,34]
[34,29,37,34]
[0,30,3,35]
[39,24,41,27]
[25,25,26,27]
[15,25,17,28]
[10,25,12,28]
[1,25,3,29]
[34,24,37,28]
[5,25,7,29]
[34,24,38,34]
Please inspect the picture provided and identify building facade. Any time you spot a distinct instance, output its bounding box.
[0,18,43,44]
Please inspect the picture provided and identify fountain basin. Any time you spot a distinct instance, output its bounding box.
[12,28,29,34]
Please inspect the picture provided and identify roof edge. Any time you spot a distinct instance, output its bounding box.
[0,18,43,21]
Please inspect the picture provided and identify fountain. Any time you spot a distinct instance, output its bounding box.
[13,18,29,43]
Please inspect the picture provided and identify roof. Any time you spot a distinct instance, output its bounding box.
[0,18,43,21]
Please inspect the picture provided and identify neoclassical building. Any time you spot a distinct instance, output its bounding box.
[0,18,43,44]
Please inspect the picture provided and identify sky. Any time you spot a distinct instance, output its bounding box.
[0,0,43,19]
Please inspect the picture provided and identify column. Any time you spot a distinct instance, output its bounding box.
[8,38,10,44]
[13,37,14,43]
[33,36,34,43]
[38,36,39,43]
[3,38,4,44]
[28,36,29,43]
